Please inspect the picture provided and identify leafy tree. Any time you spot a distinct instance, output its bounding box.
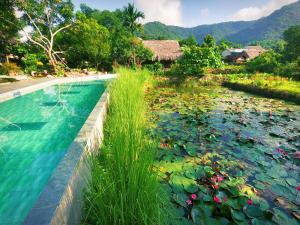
[202,35,216,48]
[176,45,223,76]
[179,36,198,47]
[247,50,281,73]
[122,3,145,35]
[122,3,145,66]
[13,0,74,73]
[57,13,110,70]
[283,25,300,61]
[0,1,21,60]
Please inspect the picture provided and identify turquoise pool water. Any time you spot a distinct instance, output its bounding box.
[0,80,106,225]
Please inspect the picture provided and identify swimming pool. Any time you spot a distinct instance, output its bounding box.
[0,80,107,225]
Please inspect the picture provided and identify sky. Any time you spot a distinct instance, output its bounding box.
[72,0,298,27]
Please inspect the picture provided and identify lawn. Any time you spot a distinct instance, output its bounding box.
[225,73,300,96]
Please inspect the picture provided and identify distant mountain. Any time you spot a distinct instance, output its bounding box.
[143,1,300,44]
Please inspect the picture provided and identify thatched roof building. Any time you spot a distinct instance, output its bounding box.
[222,45,266,63]
[142,40,183,61]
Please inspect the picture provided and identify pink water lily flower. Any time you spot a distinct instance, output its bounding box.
[212,184,219,190]
[217,175,224,182]
[296,186,300,191]
[247,199,253,205]
[211,177,217,183]
[213,196,222,204]
[186,199,192,205]
[191,194,197,200]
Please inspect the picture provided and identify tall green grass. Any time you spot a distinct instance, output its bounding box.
[83,68,167,225]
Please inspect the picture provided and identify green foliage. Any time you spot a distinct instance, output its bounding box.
[175,45,223,76]
[275,61,300,80]
[247,50,280,73]
[83,68,168,225]
[179,36,198,47]
[58,13,111,70]
[21,53,48,74]
[122,3,145,35]
[283,25,300,61]
[135,41,153,65]
[0,62,22,75]
[143,62,164,75]
[202,35,216,48]
[0,1,21,54]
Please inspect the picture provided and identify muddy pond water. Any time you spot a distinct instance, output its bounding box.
[147,81,300,225]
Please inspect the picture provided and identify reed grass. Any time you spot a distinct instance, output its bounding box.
[83,68,167,225]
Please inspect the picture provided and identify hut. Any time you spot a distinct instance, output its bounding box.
[142,40,183,67]
[222,46,266,63]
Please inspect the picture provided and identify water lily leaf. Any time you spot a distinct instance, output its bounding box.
[244,205,264,218]
[231,208,246,221]
[191,208,200,224]
[272,208,299,225]
[172,193,188,207]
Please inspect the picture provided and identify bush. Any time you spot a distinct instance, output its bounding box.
[174,45,223,76]
[275,61,300,80]
[246,50,280,73]
[22,53,48,74]
[0,62,22,75]
[143,62,164,75]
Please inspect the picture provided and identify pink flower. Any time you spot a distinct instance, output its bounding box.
[223,197,228,203]
[191,194,197,200]
[211,176,217,183]
[217,175,224,182]
[296,186,300,191]
[212,184,219,190]
[213,196,222,204]
[276,148,288,155]
[247,199,253,205]
[186,199,192,205]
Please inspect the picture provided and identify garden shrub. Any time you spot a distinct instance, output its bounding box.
[143,62,164,75]
[22,53,48,74]
[275,61,300,80]
[0,62,22,75]
[175,45,223,76]
[246,50,280,73]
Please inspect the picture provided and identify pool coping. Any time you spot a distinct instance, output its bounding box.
[0,74,116,103]
[0,74,116,225]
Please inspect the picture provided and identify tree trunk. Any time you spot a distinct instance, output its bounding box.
[48,51,57,73]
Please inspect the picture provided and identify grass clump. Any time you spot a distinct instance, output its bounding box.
[83,68,167,225]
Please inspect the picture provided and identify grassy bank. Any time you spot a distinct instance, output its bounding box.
[83,68,167,225]
[224,73,300,104]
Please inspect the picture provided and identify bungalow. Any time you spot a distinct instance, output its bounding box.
[142,40,183,67]
[222,46,266,63]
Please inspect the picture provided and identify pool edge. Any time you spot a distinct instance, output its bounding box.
[0,74,116,103]
[22,81,111,225]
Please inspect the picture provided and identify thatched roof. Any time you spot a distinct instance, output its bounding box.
[142,40,183,61]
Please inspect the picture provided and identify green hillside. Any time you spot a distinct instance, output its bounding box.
[143,1,300,44]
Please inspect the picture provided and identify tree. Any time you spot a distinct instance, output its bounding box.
[179,36,198,47]
[202,35,216,48]
[12,0,74,73]
[57,13,110,70]
[122,3,145,66]
[283,25,300,61]
[247,50,280,73]
[0,1,21,61]
[122,3,145,35]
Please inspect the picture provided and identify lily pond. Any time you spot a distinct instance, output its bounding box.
[147,78,300,225]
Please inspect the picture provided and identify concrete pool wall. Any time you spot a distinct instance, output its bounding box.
[0,74,115,225]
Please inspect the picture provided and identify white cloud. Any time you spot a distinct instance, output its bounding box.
[200,8,210,17]
[232,0,297,21]
[135,0,183,26]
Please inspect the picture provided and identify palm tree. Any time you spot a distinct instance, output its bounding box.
[123,3,145,35]
[122,3,145,66]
